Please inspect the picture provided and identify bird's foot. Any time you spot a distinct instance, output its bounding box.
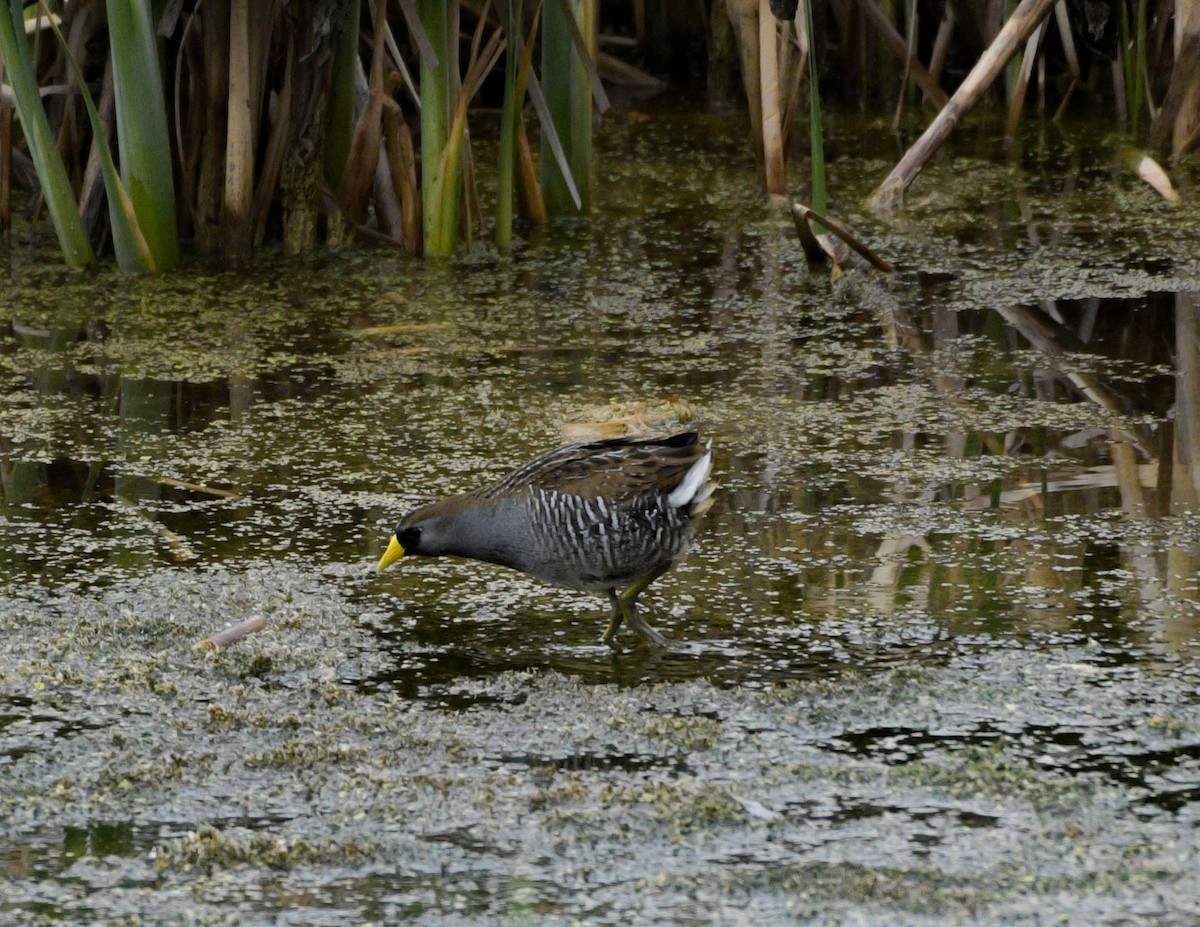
[623,600,670,649]
[602,581,672,649]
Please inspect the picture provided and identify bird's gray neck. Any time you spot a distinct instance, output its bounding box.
[439,496,529,572]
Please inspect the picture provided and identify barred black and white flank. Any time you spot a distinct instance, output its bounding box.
[378,432,716,647]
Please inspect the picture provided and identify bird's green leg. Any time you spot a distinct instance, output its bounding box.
[602,589,624,646]
[618,564,672,647]
[619,563,670,607]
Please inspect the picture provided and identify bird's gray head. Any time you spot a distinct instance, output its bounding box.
[395,497,469,557]
[377,496,482,573]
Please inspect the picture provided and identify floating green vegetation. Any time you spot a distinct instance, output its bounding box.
[151,826,366,874]
[597,779,748,833]
[893,741,1090,809]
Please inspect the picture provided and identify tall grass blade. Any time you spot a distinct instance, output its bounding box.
[0,0,93,267]
[106,0,180,270]
[1117,0,1148,135]
[540,0,593,213]
[494,0,523,247]
[419,0,455,255]
[802,0,825,214]
[42,1,154,271]
[324,0,361,188]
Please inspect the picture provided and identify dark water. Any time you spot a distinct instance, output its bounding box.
[3,107,1200,925]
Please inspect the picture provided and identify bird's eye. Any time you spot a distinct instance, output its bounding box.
[398,526,422,551]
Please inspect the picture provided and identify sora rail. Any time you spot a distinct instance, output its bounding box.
[377,431,716,646]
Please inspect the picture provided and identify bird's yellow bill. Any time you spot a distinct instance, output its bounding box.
[377,535,405,571]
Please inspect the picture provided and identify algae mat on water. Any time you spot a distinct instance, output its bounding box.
[2,566,1200,925]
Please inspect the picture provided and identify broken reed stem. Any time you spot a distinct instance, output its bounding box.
[792,202,896,273]
[202,615,270,649]
[869,0,1058,209]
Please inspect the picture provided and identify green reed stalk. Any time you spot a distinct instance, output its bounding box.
[429,8,503,254]
[107,0,179,270]
[0,1,93,267]
[1132,0,1148,136]
[802,0,825,215]
[568,0,593,210]
[325,0,361,188]
[540,0,590,214]
[420,0,457,255]
[495,0,522,247]
[43,1,154,270]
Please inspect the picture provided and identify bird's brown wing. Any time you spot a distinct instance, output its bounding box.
[481,432,703,504]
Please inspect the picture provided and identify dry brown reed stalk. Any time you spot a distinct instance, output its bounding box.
[1005,19,1046,139]
[223,0,254,268]
[870,0,1058,209]
[726,0,815,195]
[339,0,390,227]
[857,0,948,107]
[1151,11,1200,155]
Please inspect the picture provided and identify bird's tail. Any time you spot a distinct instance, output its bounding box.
[667,442,716,517]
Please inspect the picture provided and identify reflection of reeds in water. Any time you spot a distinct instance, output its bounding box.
[1173,294,1200,513]
[0,327,239,571]
[781,291,1200,641]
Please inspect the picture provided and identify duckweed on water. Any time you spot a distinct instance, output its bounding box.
[151,826,365,873]
[4,565,1200,923]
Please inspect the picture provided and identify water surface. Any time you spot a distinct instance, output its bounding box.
[3,106,1200,925]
